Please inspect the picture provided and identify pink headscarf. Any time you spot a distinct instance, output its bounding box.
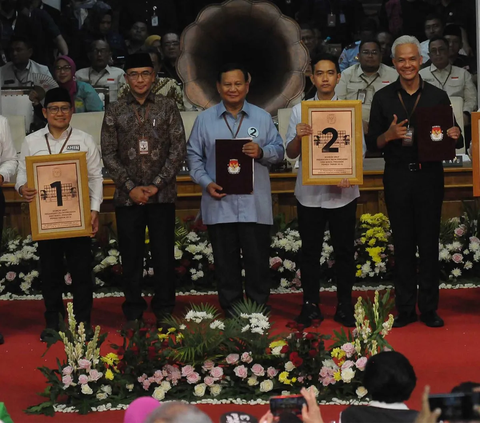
[124,397,160,423]
[54,55,77,106]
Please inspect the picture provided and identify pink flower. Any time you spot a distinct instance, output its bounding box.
[62,366,73,376]
[88,369,101,381]
[154,370,164,383]
[78,359,91,371]
[202,360,215,371]
[62,375,73,387]
[270,256,282,270]
[355,357,368,371]
[297,376,304,383]
[470,236,480,243]
[327,260,335,268]
[452,253,463,263]
[251,364,265,377]
[210,366,224,379]
[181,365,195,377]
[225,354,239,365]
[5,271,16,281]
[233,365,248,379]
[78,374,89,385]
[138,374,147,383]
[142,380,151,390]
[320,367,334,378]
[267,367,278,378]
[341,343,356,358]
[454,227,465,237]
[341,360,355,370]
[321,376,336,386]
[241,352,253,364]
[186,372,201,384]
[64,272,72,285]
[204,376,215,386]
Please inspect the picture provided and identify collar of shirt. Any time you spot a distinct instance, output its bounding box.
[13,59,31,73]
[392,74,424,95]
[369,401,409,410]
[217,100,251,118]
[430,63,452,74]
[90,65,111,76]
[126,90,156,105]
[42,124,72,142]
[313,93,338,101]
[354,64,380,80]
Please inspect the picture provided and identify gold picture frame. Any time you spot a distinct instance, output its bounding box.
[26,152,92,241]
[301,100,363,185]
[472,112,480,197]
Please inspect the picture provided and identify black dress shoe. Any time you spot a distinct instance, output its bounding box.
[0,332,4,345]
[295,302,324,328]
[393,313,418,328]
[420,311,444,328]
[40,327,59,343]
[334,308,356,327]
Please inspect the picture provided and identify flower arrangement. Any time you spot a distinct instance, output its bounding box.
[28,292,394,415]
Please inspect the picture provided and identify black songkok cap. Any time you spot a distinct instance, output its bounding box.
[443,24,462,38]
[124,53,154,71]
[44,87,71,106]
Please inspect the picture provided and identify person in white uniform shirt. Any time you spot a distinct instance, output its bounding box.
[16,87,103,343]
[75,40,124,103]
[0,36,52,87]
[0,115,18,345]
[286,53,366,328]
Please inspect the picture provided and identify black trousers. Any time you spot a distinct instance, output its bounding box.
[207,223,271,311]
[297,199,357,306]
[37,237,93,327]
[383,163,444,315]
[116,203,176,320]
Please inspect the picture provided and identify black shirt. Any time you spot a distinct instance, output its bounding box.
[341,406,419,423]
[367,76,462,164]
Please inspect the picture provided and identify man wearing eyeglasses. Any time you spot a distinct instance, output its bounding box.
[16,87,103,342]
[336,39,398,134]
[101,53,186,331]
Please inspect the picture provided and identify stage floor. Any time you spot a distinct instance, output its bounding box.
[1,289,480,422]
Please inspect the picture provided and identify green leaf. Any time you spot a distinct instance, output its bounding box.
[24,401,55,416]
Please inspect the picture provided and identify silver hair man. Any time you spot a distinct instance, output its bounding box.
[391,35,422,57]
[144,402,213,423]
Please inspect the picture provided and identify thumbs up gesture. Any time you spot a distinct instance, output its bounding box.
[386,114,409,142]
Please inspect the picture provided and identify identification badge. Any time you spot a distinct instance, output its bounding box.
[357,89,367,104]
[327,14,336,27]
[339,13,346,24]
[139,138,149,154]
[151,14,158,27]
[402,127,414,147]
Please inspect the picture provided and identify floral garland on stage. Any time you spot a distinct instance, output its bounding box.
[2,209,480,298]
[26,291,394,416]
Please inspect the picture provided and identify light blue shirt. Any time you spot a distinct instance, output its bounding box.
[187,100,284,225]
[339,40,360,72]
[286,94,365,209]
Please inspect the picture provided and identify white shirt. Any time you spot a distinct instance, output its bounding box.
[0,115,18,181]
[75,65,125,102]
[0,60,52,87]
[285,94,365,209]
[16,125,103,211]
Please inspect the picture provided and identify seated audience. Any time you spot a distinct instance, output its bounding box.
[338,18,377,72]
[1,35,52,87]
[336,39,398,134]
[300,23,324,99]
[126,21,149,55]
[340,351,419,423]
[144,34,161,52]
[76,40,125,103]
[124,396,160,423]
[159,31,181,83]
[144,402,212,423]
[377,30,394,67]
[420,14,445,63]
[419,37,476,148]
[443,24,476,75]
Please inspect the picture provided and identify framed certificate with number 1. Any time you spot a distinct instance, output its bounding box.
[26,152,92,241]
[301,100,363,185]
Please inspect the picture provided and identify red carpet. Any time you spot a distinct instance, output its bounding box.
[1,289,480,423]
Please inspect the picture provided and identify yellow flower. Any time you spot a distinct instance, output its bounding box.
[356,270,362,277]
[331,348,345,359]
[145,227,150,245]
[333,370,342,381]
[269,340,287,349]
[105,369,114,380]
[291,377,297,383]
[337,359,345,367]
[167,327,176,334]
[101,353,119,366]
[158,333,169,340]
[279,371,292,385]
[176,333,184,340]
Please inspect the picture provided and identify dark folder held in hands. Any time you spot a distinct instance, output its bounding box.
[215,138,254,195]
[415,105,456,162]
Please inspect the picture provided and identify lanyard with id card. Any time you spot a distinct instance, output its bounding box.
[397,82,423,147]
[132,104,151,155]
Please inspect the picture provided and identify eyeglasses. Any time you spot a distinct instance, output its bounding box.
[163,41,179,47]
[430,47,447,54]
[47,106,71,114]
[55,65,72,72]
[126,70,154,80]
[361,50,379,56]
[92,48,109,54]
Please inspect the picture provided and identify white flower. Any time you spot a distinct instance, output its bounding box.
[186,232,200,242]
[81,384,93,395]
[341,368,355,383]
[259,380,274,392]
[152,387,166,400]
[284,361,295,372]
[356,386,368,398]
[126,384,134,392]
[160,381,172,391]
[96,392,108,400]
[179,324,186,330]
[210,320,225,330]
[307,385,319,397]
[101,385,112,395]
[280,278,289,288]
[184,310,213,323]
[174,245,183,260]
[465,261,473,270]
[283,260,295,270]
[210,384,222,397]
[247,376,259,386]
[193,383,207,397]
[451,268,462,278]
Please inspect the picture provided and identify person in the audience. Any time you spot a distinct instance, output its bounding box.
[419,36,476,148]
[420,13,444,63]
[0,35,52,87]
[377,30,394,67]
[301,23,324,99]
[126,21,148,56]
[16,87,103,343]
[338,18,377,72]
[159,31,181,83]
[124,397,160,423]
[144,402,212,423]
[443,24,476,75]
[336,39,398,134]
[144,34,161,52]
[340,351,419,423]
[76,40,125,103]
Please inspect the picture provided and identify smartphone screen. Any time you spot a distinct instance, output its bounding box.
[429,392,480,421]
[270,395,307,417]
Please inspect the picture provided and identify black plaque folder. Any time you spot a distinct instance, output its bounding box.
[416,105,456,162]
[215,138,254,195]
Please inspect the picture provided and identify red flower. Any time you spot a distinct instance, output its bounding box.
[280,345,289,354]
[126,329,134,339]
[266,348,272,355]
[181,259,191,267]
[311,319,322,328]
[312,341,320,349]
[295,332,303,339]
[112,264,123,275]
[289,352,299,361]
[139,327,148,334]
[148,346,156,360]
[117,361,126,372]
[183,216,195,222]
[308,349,317,358]
[296,324,305,332]
[286,321,298,329]
[271,262,282,270]
[292,357,303,367]
[117,347,125,356]
[131,346,139,355]
[305,333,314,340]
[175,266,187,276]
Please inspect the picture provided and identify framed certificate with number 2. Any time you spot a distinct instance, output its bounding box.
[26,152,92,241]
